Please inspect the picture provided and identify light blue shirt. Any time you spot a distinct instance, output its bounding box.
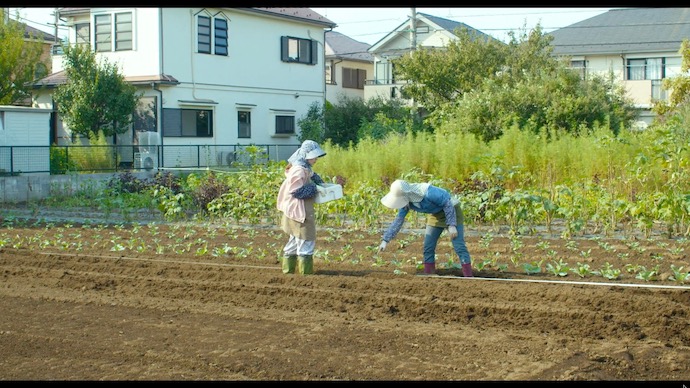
[382,185,456,242]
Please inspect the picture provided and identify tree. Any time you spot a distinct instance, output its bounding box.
[53,43,141,138]
[396,23,637,142]
[0,9,46,105]
[393,26,508,111]
[296,101,325,144]
[652,39,690,119]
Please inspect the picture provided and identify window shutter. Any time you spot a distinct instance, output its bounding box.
[310,40,318,65]
[357,69,366,89]
[281,36,289,62]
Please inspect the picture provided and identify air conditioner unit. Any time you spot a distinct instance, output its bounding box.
[217,151,236,166]
[134,150,158,170]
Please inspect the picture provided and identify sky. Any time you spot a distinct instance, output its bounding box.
[9,7,616,45]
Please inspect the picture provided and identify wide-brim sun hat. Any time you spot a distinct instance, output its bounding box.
[303,140,327,159]
[381,179,408,209]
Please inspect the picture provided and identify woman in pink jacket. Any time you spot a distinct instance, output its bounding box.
[276,140,327,275]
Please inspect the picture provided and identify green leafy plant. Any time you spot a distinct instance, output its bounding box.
[635,265,659,282]
[546,259,570,277]
[669,265,690,284]
[572,262,593,278]
[595,262,621,280]
[521,260,543,275]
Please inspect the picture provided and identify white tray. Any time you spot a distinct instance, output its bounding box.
[315,183,343,204]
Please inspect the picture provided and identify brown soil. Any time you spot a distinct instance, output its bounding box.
[1,216,689,381]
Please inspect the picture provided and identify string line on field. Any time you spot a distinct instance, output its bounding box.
[422,274,690,290]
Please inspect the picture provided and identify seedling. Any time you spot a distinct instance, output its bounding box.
[546,258,570,277]
[572,262,593,278]
[595,262,621,280]
[635,265,659,281]
[565,240,579,251]
[669,265,690,284]
[521,260,543,275]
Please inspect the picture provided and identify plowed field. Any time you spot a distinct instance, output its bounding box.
[1,213,689,381]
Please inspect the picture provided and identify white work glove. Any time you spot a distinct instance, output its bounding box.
[377,240,388,254]
[447,225,458,240]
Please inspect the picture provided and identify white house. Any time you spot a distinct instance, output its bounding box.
[365,11,498,102]
[548,7,690,127]
[324,30,373,103]
[31,7,336,169]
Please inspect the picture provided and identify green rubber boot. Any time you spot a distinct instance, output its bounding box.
[282,255,297,274]
[297,255,314,275]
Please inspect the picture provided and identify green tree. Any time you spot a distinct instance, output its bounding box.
[442,68,636,142]
[0,9,46,105]
[652,39,690,119]
[53,43,141,138]
[324,95,419,148]
[396,23,636,142]
[393,26,508,112]
[297,101,325,143]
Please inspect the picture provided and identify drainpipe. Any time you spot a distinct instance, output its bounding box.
[323,27,333,138]
[409,8,417,123]
[158,8,164,166]
[152,82,163,165]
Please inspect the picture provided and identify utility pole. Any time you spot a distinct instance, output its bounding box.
[409,7,416,55]
[53,7,58,43]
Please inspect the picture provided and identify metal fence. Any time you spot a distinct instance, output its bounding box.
[0,143,301,175]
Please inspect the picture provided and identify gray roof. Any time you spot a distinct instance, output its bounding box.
[420,12,498,43]
[549,7,690,56]
[326,31,373,62]
[6,18,57,43]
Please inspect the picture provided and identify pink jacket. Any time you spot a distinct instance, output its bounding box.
[276,164,312,223]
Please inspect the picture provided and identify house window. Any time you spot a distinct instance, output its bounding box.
[94,11,133,52]
[132,97,157,133]
[197,16,211,54]
[198,15,228,55]
[627,58,664,81]
[569,60,586,80]
[374,61,394,84]
[342,68,366,89]
[275,115,295,135]
[214,17,228,56]
[114,12,132,51]
[94,14,111,52]
[325,62,335,84]
[281,36,318,65]
[162,108,213,137]
[238,111,251,138]
[75,23,90,46]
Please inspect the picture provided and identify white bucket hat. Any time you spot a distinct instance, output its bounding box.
[381,180,430,209]
[381,180,409,209]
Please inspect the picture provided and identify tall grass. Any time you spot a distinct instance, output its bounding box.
[317,123,680,198]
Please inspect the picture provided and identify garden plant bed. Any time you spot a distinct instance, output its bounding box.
[1,216,689,381]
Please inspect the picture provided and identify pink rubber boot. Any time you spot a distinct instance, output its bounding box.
[462,263,473,277]
[423,263,436,274]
